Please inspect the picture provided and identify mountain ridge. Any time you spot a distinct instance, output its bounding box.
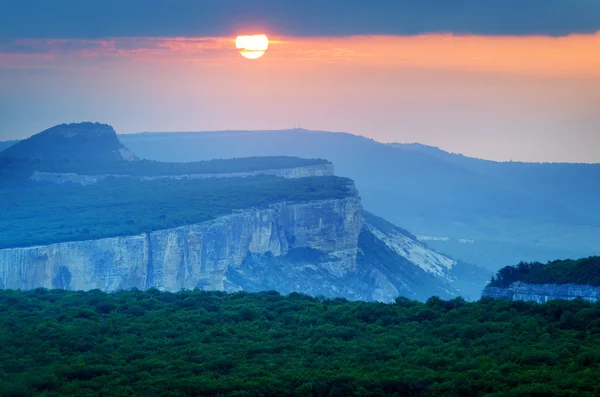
[118,129,600,271]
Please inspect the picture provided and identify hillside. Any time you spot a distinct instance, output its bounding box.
[2,289,600,396]
[0,122,136,161]
[119,129,600,271]
[0,140,16,152]
[360,211,490,300]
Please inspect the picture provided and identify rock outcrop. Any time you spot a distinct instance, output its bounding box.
[0,197,362,295]
[30,163,334,186]
[0,191,488,302]
[482,282,600,303]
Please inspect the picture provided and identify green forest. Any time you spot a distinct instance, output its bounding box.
[1,289,599,396]
[0,156,329,181]
[0,176,353,249]
[489,257,600,287]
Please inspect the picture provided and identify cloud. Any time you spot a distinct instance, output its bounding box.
[2,34,599,79]
[0,0,598,39]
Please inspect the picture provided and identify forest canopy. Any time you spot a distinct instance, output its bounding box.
[0,156,330,180]
[0,289,599,397]
[0,176,353,249]
[489,256,600,287]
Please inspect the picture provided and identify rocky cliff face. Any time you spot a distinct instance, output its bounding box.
[30,163,334,186]
[0,197,362,295]
[0,190,488,302]
[482,282,600,303]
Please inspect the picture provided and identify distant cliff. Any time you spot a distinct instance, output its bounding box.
[30,163,334,185]
[482,282,600,303]
[0,197,363,296]
[482,257,600,302]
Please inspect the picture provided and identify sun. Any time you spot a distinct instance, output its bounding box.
[236,34,269,59]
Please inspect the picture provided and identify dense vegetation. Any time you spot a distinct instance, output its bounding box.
[0,156,329,183]
[0,176,353,249]
[489,257,600,287]
[1,289,600,396]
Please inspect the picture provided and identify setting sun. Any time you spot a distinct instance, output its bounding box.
[235,34,269,59]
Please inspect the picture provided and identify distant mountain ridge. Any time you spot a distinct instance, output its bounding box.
[118,128,600,271]
[0,122,137,161]
[0,140,17,153]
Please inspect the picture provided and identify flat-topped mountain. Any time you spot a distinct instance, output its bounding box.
[0,122,137,161]
[0,172,488,301]
[118,129,600,271]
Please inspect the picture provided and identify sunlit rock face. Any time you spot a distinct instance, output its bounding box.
[482,282,600,303]
[0,197,363,297]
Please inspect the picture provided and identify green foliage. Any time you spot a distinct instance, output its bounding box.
[0,176,353,248]
[0,156,329,181]
[1,289,600,396]
[490,257,600,287]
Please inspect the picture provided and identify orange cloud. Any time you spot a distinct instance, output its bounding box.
[1,33,599,77]
[266,34,600,77]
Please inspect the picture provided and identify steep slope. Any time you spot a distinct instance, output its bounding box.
[360,211,490,301]
[1,122,137,161]
[0,140,17,152]
[119,129,600,271]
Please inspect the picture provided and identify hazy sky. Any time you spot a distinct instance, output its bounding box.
[1,1,599,162]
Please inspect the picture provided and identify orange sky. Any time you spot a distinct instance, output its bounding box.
[1,33,599,162]
[261,34,600,77]
[3,33,599,77]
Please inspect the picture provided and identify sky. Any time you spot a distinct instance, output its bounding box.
[1,1,599,162]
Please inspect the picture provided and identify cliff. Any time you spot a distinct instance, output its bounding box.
[29,163,334,185]
[0,194,481,302]
[0,197,363,296]
[482,282,600,303]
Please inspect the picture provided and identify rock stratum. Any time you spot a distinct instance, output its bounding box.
[482,282,600,303]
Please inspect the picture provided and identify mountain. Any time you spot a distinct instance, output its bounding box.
[0,122,137,161]
[0,140,17,153]
[0,171,487,301]
[482,257,600,302]
[119,129,600,271]
[0,122,489,300]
